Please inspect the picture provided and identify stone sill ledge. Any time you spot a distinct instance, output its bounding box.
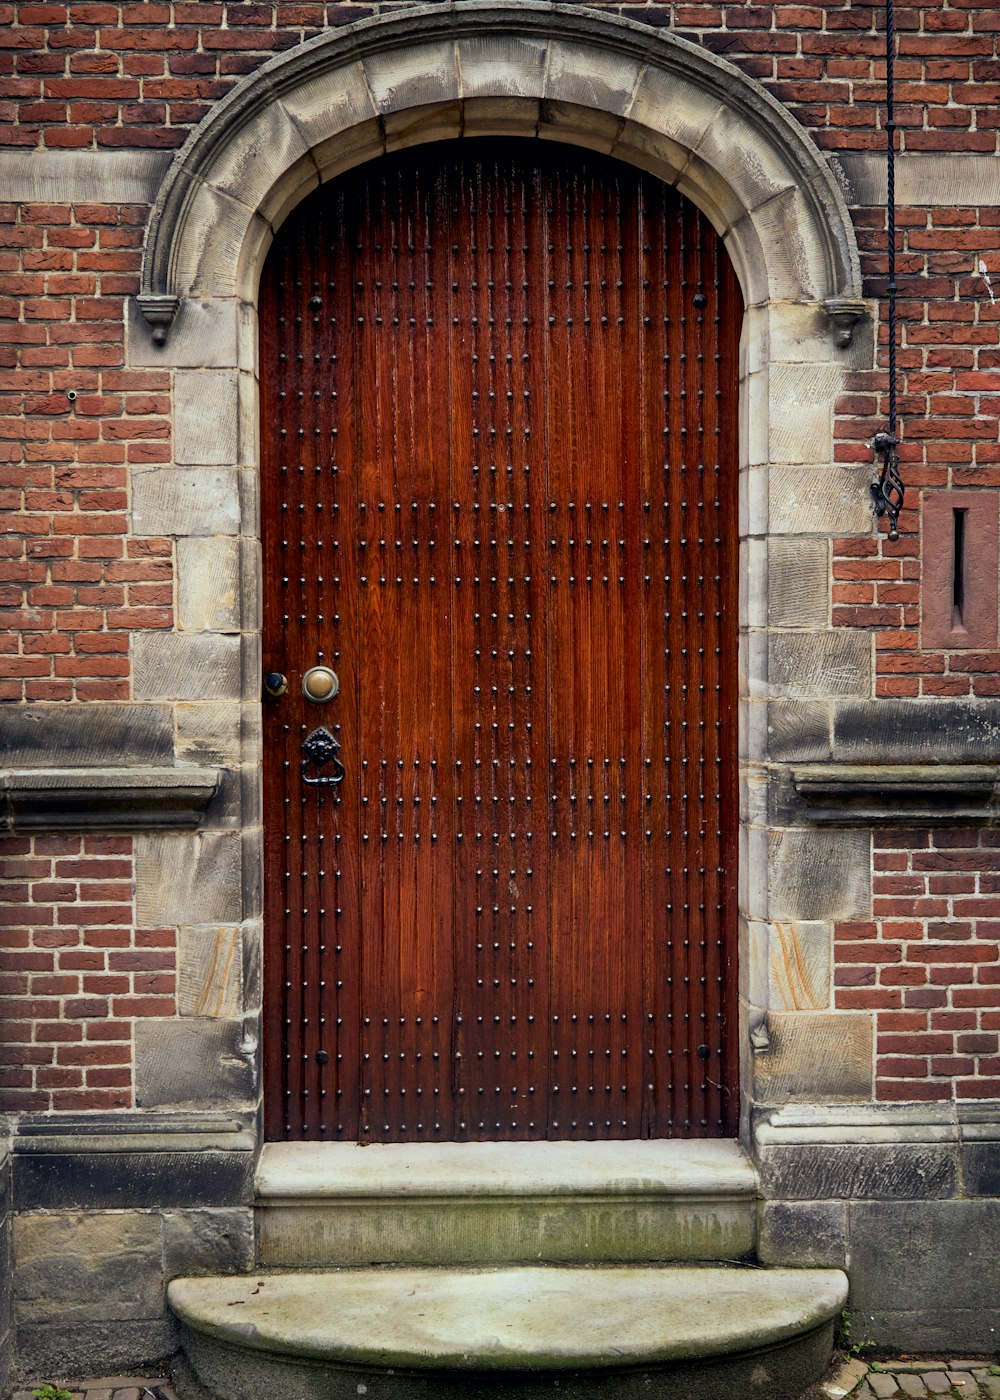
[791,763,1000,826]
[0,766,222,833]
[13,1110,255,1154]
[757,1101,1000,1146]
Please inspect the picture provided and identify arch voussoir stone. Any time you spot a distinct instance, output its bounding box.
[137,1,864,340]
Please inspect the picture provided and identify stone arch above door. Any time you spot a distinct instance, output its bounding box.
[137,1,863,333]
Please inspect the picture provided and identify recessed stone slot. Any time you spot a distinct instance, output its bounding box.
[953,506,966,628]
[922,489,999,649]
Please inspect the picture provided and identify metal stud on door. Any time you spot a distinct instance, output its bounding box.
[260,142,741,1144]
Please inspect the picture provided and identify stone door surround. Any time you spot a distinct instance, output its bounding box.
[129,1,875,1126]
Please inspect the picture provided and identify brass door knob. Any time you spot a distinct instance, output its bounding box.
[302,665,339,702]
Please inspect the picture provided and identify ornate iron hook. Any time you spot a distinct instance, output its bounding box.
[872,431,904,542]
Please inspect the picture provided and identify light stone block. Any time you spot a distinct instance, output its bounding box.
[538,101,623,155]
[241,917,262,1012]
[178,537,241,633]
[768,633,871,699]
[239,465,260,539]
[768,364,842,465]
[178,925,243,1018]
[768,538,829,629]
[627,66,723,174]
[135,831,243,926]
[768,465,874,536]
[363,41,459,114]
[14,1211,163,1323]
[238,370,258,470]
[174,371,240,467]
[722,218,767,309]
[742,630,768,697]
[726,187,826,304]
[239,763,262,830]
[742,537,768,630]
[204,97,310,223]
[127,297,240,370]
[238,301,258,377]
[741,823,769,922]
[133,633,242,701]
[767,828,871,921]
[742,919,769,1009]
[462,95,542,139]
[280,59,377,155]
[762,300,875,372]
[766,700,832,762]
[175,702,242,767]
[767,921,832,1011]
[456,34,548,98]
[240,701,262,767]
[612,122,692,190]
[685,102,797,230]
[0,148,170,203]
[169,182,271,301]
[383,102,463,154]
[131,466,240,538]
[741,695,770,766]
[241,826,263,920]
[744,373,769,470]
[134,1017,253,1108]
[163,1208,254,1278]
[837,151,1000,207]
[753,1011,873,1103]
[240,537,261,635]
[544,39,643,117]
[308,119,385,189]
[240,631,262,704]
[742,764,769,828]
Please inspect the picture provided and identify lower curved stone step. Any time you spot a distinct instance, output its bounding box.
[169,1263,848,1400]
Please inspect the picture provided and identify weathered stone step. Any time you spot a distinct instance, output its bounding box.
[255,1139,758,1266]
[170,1263,848,1400]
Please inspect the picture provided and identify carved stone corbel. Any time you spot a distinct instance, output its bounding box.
[822,295,868,348]
[136,292,180,345]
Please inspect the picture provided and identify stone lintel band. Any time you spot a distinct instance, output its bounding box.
[0,767,223,834]
[790,764,1000,827]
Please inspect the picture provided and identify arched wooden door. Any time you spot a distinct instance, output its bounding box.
[261,141,741,1144]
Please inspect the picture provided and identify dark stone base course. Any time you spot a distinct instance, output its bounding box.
[848,1201,1000,1355]
[963,1142,1000,1197]
[177,1322,837,1400]
[14,1320,177,1382]
[14,1151,255,1212]
[756,1143,959,1201]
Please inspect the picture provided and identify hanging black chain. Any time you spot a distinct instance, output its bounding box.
[871,0,904,540]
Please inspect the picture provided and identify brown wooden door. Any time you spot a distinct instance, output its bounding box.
[261,141,740,1143]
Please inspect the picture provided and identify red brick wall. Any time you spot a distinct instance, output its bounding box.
[833,200,1000,699]
[0,198,173,702]
[0,834,175,1111]
[836,829,1000,1102]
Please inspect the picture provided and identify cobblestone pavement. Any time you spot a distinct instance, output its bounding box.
[13,1379,175,1400]
[806,1357,1000,1400]
[14,1360,1000,1400]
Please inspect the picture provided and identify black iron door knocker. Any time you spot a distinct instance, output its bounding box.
[300,726,346,786]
